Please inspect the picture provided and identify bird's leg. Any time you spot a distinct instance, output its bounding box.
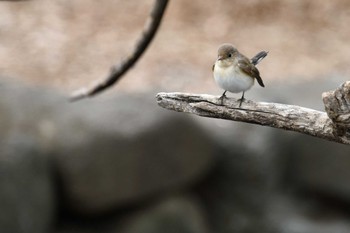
[238,91,245,107]
[218,91,227,105]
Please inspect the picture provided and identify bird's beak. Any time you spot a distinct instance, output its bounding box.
[217,55,224,61]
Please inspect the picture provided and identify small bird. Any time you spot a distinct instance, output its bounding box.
[212,43,267,107]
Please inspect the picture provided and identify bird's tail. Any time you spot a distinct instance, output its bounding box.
[251,51,268,66]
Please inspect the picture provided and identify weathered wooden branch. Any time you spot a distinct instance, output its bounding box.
[156,81,350,145]
[323,81,350,142]
[70,0,169,101]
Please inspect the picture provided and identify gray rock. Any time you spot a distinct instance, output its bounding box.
[268,194,350,233]
[196,125,282,233]
[56,195,209,233]
[194,77,350,233]
[285,134,350,201]
[0,80,215,215]
[118,195,208,233]
[53,95,215,214]
[3,76,350,233]
[259,77,350,203]
[0,136,54,233]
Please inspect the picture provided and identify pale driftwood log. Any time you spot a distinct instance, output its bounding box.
[156,81,350,145]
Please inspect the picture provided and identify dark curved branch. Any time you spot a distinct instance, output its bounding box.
[70,0,169,101]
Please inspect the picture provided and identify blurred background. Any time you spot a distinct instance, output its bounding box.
[0,0,350,233]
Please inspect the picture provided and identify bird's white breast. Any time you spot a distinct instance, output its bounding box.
[214,62,254,93]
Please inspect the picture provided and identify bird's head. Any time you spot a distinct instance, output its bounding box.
[216,43,238,67]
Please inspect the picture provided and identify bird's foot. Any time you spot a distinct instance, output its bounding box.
[238,91,246,108]
[218,92,227,105]
[238,97,245,107]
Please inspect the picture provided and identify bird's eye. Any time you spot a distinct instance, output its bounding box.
[228,54,232,57]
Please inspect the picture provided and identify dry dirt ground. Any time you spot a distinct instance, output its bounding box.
[0,0,350,95]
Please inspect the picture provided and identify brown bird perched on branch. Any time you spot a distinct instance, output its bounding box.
[212,43,267,107]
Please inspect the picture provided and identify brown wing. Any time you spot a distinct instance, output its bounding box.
[238,55,265,87]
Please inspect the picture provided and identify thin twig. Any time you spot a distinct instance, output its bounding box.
[70,0,169,101]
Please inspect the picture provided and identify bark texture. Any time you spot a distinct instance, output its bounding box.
[156,81,350,145]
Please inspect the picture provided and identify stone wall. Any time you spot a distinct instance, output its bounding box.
[1,79,350,233]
